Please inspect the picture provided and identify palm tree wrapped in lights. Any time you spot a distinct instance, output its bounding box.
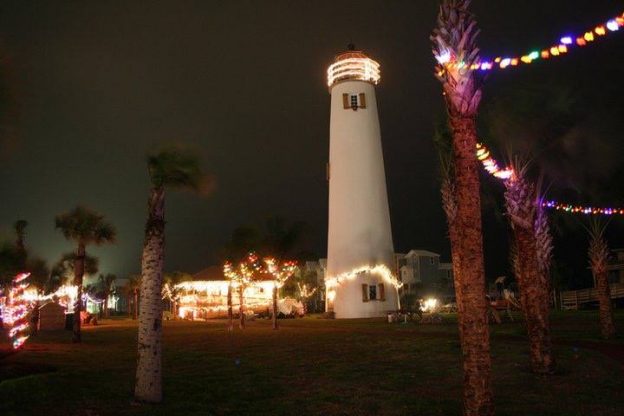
[297,282,317,315]
[264,257,297,329]
[224,252,262,330]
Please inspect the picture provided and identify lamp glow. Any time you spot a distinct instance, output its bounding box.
[327,52,381,87]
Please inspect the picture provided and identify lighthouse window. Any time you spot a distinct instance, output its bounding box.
[342,93,367,110]
[350,94,358,108]
[368,285,377,300]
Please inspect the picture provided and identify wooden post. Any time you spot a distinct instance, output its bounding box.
[272,285,279,330]
[239,285,245,329]
[227,283,233,331]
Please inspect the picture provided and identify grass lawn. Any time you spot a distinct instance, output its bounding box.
[1,311,623,416]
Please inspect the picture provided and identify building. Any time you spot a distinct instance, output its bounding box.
[608,248,624,284]
[395,250,454,299]
[325,46,400,318]
[172,266,302,320]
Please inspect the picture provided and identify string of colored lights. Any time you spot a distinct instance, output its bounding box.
[436,11,624,73]
[476,143,514,180]
[264,257,297,289]
[475,143,624,216]
[297,283,317,300]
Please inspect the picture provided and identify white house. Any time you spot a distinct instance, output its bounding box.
[395,250,454,298]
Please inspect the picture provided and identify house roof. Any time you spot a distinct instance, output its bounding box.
[193,265,225,281]
[405,250,440,258]
[193,265,277,282]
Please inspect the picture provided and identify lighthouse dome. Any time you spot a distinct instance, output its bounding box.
[327,45,381,88]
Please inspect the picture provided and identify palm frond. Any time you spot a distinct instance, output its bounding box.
[431,0,482,116]
[55,205,117,245]
[587,219,609,274]
[147,146,204,191]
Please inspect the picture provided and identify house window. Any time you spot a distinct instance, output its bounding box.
[378,283,385,301]
[369,285,377,300]
[430,257,435,265]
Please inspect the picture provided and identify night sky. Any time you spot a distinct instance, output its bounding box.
[0,0,622,286]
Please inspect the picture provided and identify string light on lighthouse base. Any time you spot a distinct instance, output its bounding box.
[325,264,403,302]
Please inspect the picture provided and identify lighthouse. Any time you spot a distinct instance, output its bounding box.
[325,46,400,319]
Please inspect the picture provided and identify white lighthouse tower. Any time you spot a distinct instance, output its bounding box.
[325,46,400,319]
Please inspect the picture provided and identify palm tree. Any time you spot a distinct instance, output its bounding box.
[134,147,206,403]
[13,219,28,269]
[162,272,190,318]
[126,274,141,320]
[262,217,306,259]
[55,206,116,343]
[264,258,296,330]
[99,273,117,318]
[504,163,555,374]
[587,221,616,339]
[431,1,493,414]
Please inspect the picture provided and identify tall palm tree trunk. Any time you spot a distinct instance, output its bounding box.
[239,285,245,329]
[505,174,555,374]
[227,283,233,331]
[135,187,165,403]
[589,227,616,339]
[595,269,616,339]
[272,285,279,330]
[514,223,555,372]
[72,243,86,343]
[449,116,493,415]
[534,204,554,305]
[441,170,463,336]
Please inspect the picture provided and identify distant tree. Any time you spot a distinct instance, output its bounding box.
[26,256,50,294]
[287,268,320,313]
[13,219,28,269]
[262,216,307,260]
[222,217,308,263]
[99,273,117,318]
[50,252,100,294]
[55,205,116,343]
[135,146,209,404]
[126,274,141,320]
[222,226,262,261]
[0,242,21,288]
[162,271,192,318]
[587,221,616,339]
[0,220,30,287]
